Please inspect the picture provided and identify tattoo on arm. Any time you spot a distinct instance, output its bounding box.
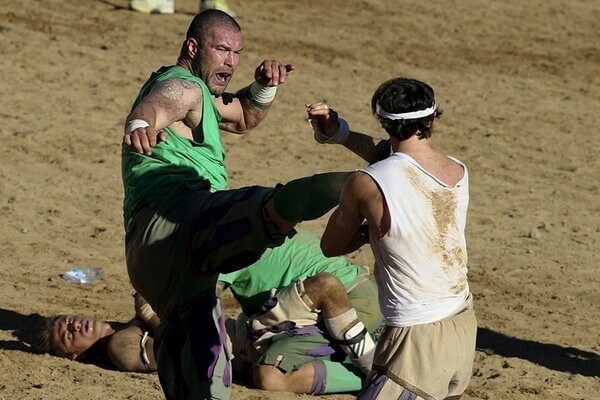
[148,78,201,120]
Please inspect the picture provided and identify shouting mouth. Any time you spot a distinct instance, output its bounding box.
[215,72,231,86]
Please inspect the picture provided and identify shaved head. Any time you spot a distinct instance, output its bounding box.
[186,9,241,43]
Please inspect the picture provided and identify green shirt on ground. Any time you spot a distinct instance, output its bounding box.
[121,65,227,223]
[219,229,363,315]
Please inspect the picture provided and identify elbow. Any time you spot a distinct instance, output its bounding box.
[236,126,252,134]
[226,122,252,135]
[320,240,339,258]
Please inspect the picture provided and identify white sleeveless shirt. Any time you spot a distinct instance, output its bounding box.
[361,152,470,327]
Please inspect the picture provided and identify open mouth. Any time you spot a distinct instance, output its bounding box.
[215,72,231,85]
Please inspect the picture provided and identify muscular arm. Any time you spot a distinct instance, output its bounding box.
[216,60,294,134]
[127,77,203,130]
[215,88,271,134]
[124,78,203,154]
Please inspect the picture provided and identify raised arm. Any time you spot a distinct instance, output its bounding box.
[217,60,294,134]
[307,101,391,164]
[123,78,203,155]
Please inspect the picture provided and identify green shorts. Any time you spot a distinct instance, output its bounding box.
[259,278,382,372]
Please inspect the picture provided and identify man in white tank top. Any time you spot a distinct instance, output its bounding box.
[307,78,477,400]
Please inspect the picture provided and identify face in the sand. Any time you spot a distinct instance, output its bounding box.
[52,315,115,359]
[193,25,243,96]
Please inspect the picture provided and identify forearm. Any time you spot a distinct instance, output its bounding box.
[136,301,160,332]
[309,109,390,164]
[217,84,275,133]
[342,131,390,164]
[145,315,160,332]
[238,84,273,131]
[127,102,158,127]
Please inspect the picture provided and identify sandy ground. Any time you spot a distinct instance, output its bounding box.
[0,0,599,399]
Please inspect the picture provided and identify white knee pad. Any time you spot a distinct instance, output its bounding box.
[324,310,376,375]
[340,320,376,368]
[248,280,320,350]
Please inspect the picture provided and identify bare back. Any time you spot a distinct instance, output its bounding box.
[393,135,464,187]
[407,150,465,187]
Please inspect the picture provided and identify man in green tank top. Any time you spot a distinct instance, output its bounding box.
[121,10,356,400]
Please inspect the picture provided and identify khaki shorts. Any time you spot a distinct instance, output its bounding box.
[366,296,477,400]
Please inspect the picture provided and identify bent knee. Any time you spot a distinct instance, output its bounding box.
[305,272,343,291]
[253,365,287,391]
[304,272,347,304]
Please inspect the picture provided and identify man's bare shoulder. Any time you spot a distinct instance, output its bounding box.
[106,324,145,371]
[347,171,379,199]
[108,323,144,344]
[150,77,203,102]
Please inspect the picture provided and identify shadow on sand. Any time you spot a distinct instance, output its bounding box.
[477,327,600,377]
[0,308,45,353]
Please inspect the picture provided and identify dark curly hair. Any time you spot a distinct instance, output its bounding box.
[371,77,442,141]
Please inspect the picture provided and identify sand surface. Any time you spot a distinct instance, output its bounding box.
[0,0,599,399]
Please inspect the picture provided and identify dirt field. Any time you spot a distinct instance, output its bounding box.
[0,0,598,399]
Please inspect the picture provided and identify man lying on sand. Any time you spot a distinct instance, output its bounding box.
[34,292,158,373]
[34,228,382,394]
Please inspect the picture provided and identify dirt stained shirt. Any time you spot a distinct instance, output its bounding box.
[361,152,470,327]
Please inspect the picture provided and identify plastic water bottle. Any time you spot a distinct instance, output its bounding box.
[62,267,103,284]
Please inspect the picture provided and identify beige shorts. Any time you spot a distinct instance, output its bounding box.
[369,295,477,400]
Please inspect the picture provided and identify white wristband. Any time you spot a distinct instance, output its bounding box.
[140,331,151,365]
[249,81,278,104]
[127,119,150,133]
[138,303,157,323]
[313,118,350,145]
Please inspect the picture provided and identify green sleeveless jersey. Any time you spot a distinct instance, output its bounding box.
[121,65,227,223]
[219,229,362,315]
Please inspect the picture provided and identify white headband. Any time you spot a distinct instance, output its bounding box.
[378,103,437,120]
